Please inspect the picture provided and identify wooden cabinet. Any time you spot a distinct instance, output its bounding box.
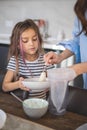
[0,44,9,90]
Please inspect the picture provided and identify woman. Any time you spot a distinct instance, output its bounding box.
[44,0,87,89]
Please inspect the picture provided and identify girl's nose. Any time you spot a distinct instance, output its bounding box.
[28,40,33,45]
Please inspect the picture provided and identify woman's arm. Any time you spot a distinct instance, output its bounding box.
[58,49,74,62]
[70,62,87,76]
[44,49,73,65]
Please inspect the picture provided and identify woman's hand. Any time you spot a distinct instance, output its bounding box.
[44,50,73,65]
[44,51,61,65]
[18,77,29,91]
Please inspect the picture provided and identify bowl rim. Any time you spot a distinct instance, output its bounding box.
[23,98,49,109]
[23,77,48,83]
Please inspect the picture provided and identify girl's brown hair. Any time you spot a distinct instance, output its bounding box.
[74,0,87,35]
[8,19,43,60]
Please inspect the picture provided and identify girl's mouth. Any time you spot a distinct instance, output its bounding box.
[29,48,35,51]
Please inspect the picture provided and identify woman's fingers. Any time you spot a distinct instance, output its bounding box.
[44,51,55,65]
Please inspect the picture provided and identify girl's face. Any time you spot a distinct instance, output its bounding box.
[21,28,39,57]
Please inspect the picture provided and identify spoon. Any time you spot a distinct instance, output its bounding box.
[10,92,28,107]
[10,92,23,103]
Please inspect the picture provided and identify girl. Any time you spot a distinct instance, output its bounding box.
[2,19,53,99]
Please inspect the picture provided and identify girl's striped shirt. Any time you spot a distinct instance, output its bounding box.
[7,54,54,99]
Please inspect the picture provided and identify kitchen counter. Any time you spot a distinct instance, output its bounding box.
[1,86,87,130]
[0,34,10,45]
[43,40,65,51]
[2,113,54,130]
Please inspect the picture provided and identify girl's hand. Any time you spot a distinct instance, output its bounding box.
[18,77,29,91]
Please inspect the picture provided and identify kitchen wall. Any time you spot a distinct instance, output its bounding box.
[0,0,76,39]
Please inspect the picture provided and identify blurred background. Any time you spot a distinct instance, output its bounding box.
[0,0,76,39]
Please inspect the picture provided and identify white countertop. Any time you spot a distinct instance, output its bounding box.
[0,34,10,45]
[0,34,65,51]
[43,41,65,51]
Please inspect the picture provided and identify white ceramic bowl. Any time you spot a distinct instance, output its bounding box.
[23,98,48,119]
[0,109,7,129]
[22,77,50,90]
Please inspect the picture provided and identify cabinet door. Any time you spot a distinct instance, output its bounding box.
[0,44,9,72]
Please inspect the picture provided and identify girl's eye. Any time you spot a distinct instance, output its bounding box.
[22,40,28,43]
[33,38,38,42]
